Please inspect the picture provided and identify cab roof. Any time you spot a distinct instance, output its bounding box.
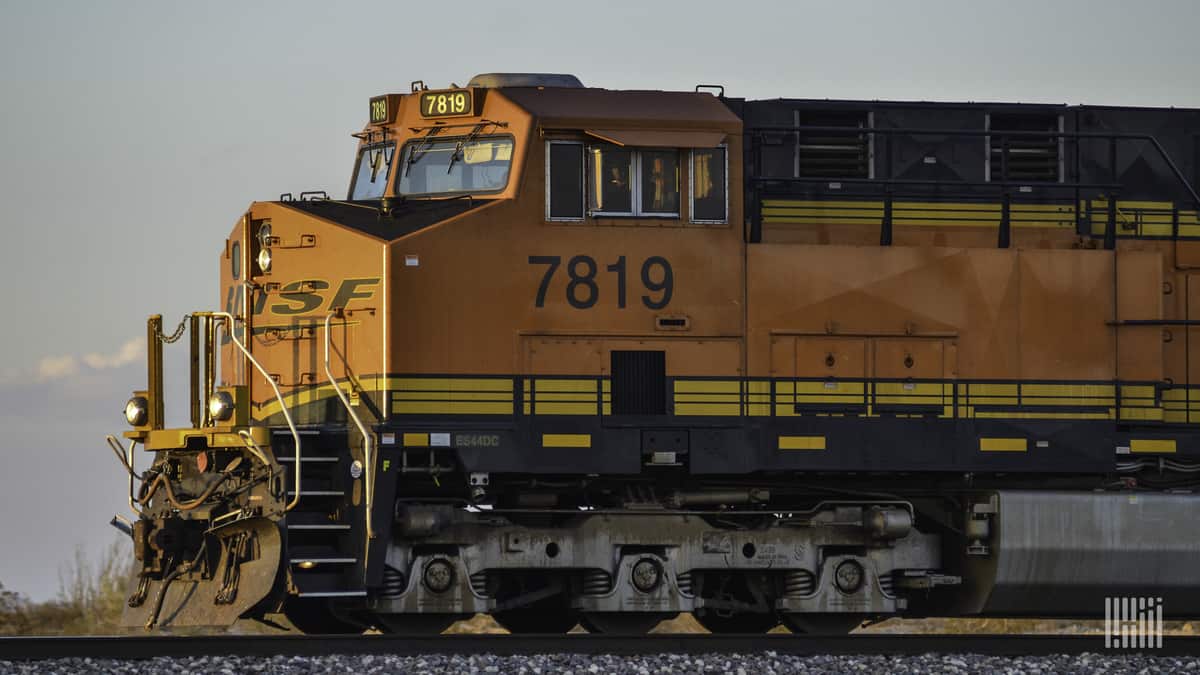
[499,87,741,132]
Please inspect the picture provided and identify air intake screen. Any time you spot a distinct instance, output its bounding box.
[989,113,1061,182]
[610,350,666,415]
[795,110,871,179]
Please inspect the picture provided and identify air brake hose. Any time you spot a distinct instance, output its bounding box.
[138,456,245,511]
[144,538,208,630]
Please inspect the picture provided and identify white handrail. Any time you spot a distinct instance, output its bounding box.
[108,434,141,517]
[324,311,375,540]
[237,429,273,468]
[212,311,303,511]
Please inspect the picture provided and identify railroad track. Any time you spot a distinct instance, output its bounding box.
[2,633,1199,660]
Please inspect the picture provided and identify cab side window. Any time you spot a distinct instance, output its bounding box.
[546,141,585,220]
[544,141,695,221]
[588,146,678,217]
[640,150,680,215]
[691,147,727,223]
[589,146,635,214]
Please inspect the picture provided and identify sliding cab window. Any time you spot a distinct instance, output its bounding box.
[587,146,679,217]
[547,141,585,220]
[691,146,728,223]
[640,150,680,215]
[350,143,395,200]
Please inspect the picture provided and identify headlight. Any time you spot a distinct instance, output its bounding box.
[257,222,273,248]
[124,396,149,426]
[208,391,235,422]
[257,247,272,273]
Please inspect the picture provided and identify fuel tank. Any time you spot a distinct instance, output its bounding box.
[962,491,1200,617]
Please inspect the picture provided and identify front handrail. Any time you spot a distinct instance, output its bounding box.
[236,429,273,468]
[211,311,303,511]
[324,311,376,540]
[107,434,141,517]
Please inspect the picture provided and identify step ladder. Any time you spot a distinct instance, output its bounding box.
[277,428,367,599]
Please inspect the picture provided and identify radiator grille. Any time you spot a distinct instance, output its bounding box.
[610,350,666,415]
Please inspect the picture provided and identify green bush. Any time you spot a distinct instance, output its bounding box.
[0,538,135,636]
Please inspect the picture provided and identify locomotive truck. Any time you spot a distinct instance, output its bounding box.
[110,73,1200,633]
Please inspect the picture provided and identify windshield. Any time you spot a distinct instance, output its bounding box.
[350,143,394,199]
[397,136,514,197]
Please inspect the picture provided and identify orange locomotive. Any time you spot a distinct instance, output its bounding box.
[112,73,1200,633]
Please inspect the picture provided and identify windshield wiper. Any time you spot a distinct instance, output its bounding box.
[446,121,495,174]
[404,126,445,177]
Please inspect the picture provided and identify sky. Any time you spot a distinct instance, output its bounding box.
[1,0,1199,601]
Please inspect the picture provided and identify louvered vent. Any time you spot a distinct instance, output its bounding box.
[610,351,666,415]
[989,113,1062,182]
[795,110,871,179]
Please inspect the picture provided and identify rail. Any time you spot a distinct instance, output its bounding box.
[212,312,303,511]
[1,633,1196,660]
[744,125,1200,247]
[324,311,376,541]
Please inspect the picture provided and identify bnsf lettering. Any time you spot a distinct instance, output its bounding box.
[329,278,380,310]
[223,277,381,317]
[271,280,331,315]
[455,434,501,448]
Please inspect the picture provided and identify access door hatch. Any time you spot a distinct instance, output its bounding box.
[873,339,950,416]
[793,337,868,415]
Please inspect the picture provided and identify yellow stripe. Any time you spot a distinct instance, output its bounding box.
[534,402,596,415]
[1130,439,1177,454]
[676,403,741,416]
[779,435,825,451]
[392,391,512,401]
[974,411,1112,420]
[795,381,865,395]
[874,382,948,396]
[402,433,429,447]
[542,433,591,448]
[534,379,598,393]
[393,401,512,415]
[745,380,771,394]
[980,437,1027,452]
[967,383,1019,397]
[795,393,862,401]
[763,198,1200,237]
[675,393,741,403]
[534,392,599,402]
[1021,383,1114,397]
[1119,407,1164,421]
[675,380,740,393]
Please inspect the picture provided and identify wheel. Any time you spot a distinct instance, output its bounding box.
[491,607,579,633]
[281,598,363,634]
[779,612,866,635]
[376,613,469,635]
[692,608,779,634]
[580,612,672,634]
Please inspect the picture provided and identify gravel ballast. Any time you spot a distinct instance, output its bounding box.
[2,652,1197,674]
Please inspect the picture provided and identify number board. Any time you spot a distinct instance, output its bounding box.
[420,89,474,118]
[369,95,395,125]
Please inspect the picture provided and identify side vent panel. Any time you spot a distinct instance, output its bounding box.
[610,350,667,415]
